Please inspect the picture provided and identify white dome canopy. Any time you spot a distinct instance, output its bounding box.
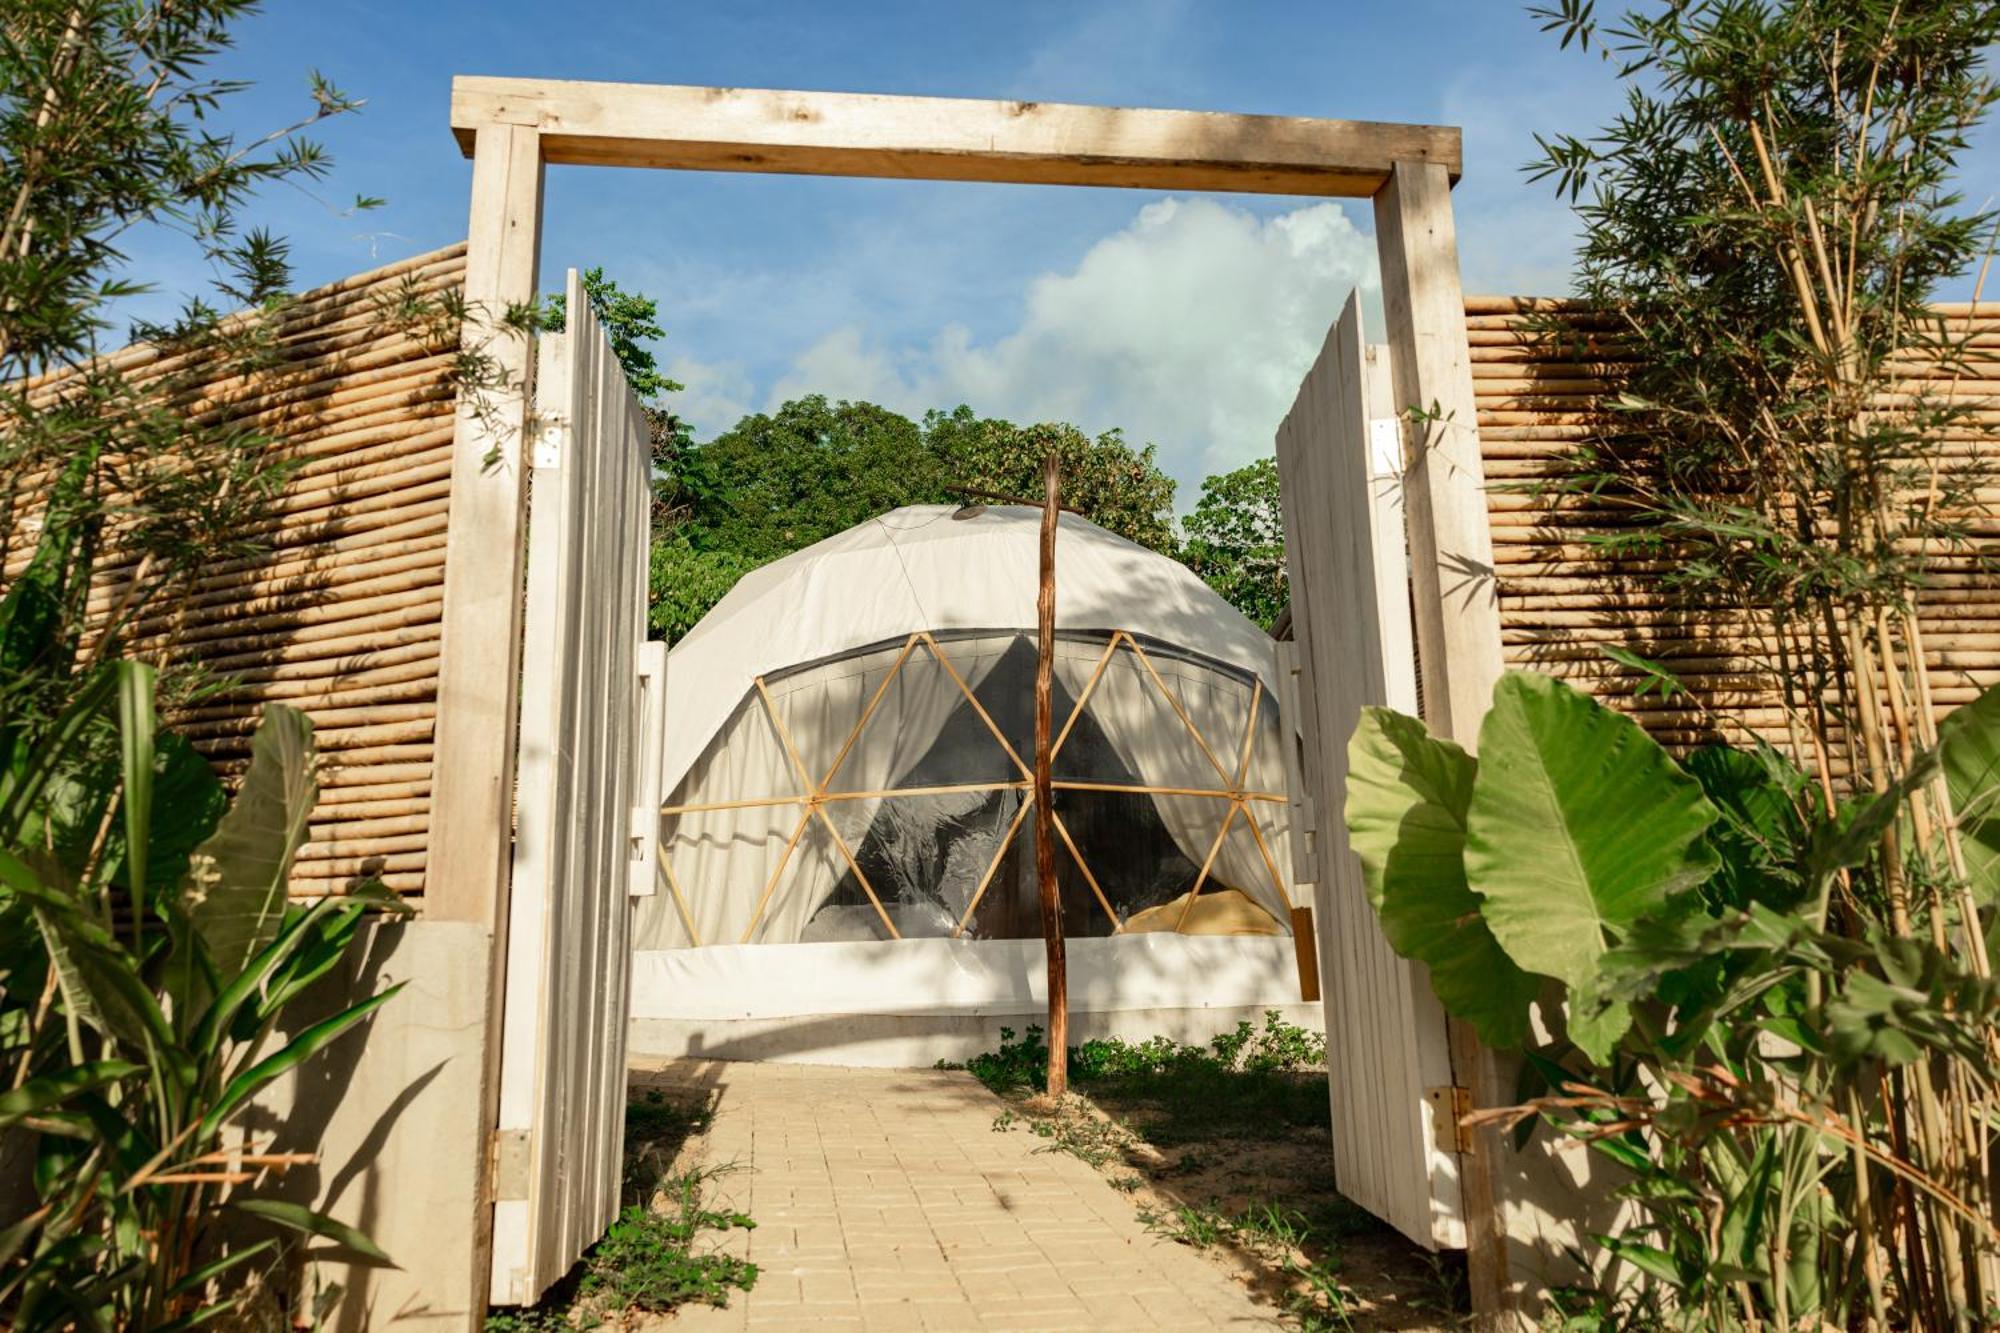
[662,504,1278,793]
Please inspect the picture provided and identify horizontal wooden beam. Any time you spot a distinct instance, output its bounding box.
[450,77,1459,197]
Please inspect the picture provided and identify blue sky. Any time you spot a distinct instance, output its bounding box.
[125,1,1998,503]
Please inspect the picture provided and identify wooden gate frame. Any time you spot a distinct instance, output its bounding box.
[428,77,1515,1323]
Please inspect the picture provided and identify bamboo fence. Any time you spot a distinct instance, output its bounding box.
[1467,296,2000,759]
[4,243,470,900]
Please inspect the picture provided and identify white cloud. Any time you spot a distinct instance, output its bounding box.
[754,196,1381,501]
[663,354,755,441]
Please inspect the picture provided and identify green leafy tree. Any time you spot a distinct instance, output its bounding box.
[647,535,764,644]
[1358,2,2000,1325]
[0,4,402,1321]
[923,406,1179,556]
[1,0,375,729]
[646,398,1182,641]
[688,395,939,564]
[541,267,696,527]
[1,672,407,1329]
[541,266,680,403]
[1348,671,2000,1331]
[1180,456,1285,629]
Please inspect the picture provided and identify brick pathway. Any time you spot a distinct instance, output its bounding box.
[631,1060,1279,1331]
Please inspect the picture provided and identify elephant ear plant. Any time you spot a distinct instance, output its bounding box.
[1347,670,2000,1329]
[0,658,407,1330]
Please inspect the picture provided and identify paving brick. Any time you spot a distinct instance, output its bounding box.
[628,1059,1279,1331]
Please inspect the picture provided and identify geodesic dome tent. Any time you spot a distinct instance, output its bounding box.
[629,505,1313,1064]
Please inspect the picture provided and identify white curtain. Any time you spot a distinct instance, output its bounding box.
[637,635,1009,949]
[1053,641,1295,925]
[638,631,1296,949]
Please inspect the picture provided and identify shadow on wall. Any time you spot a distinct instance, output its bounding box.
[234,918,493,1332]
[627,934,1323,1069]
[644,1009,1325,1067]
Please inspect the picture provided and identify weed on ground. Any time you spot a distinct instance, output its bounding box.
[484,1087,755,1330]
[962,1013,1468,1330]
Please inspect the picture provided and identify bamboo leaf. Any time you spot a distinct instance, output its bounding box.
[0,1062,138,1130]
[163,1238,278,1299]
[1596,1236,1689,1290]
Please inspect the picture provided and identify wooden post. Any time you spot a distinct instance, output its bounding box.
[426,122,543,1325]
[1035,450,1068,1099]
[1373,159,1519,1327]
[428,122,545,926]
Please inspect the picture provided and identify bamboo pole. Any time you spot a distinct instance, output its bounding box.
[1125,636,1234,786]
[919,631,1034,781]
[820,632,922,789]
[657,850,703,947]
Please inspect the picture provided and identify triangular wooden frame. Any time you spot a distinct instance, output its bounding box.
[655,629,1291,946]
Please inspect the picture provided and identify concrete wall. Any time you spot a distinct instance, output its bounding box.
[631,1001,1325,1069]
[628,935,1322,1068]
[243,920,494,1332]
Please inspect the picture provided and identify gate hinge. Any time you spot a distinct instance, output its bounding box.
[490,1128,531,1201]
[1367,417,1403,478]
[1426,1085,1472,1154]
[532,418,568,469]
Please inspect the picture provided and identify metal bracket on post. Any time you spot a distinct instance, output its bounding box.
[532,416,568,470]
[1427,1084,1473,1154]
[628,641,667,897]
[490,1128,531,1201]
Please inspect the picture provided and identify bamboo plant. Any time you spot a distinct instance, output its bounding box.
[1348,2,2000,1328]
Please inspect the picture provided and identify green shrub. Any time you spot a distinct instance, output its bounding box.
[578,1175,757,1313]
[953,1011,1325,1095]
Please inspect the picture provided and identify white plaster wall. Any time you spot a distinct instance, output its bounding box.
[628,935,1323,1067]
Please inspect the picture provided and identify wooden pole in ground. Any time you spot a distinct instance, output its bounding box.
[1375,158,1520,1328]
[1035,449,1069,1099]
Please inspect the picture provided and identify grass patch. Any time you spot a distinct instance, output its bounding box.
[949,1012,1329,1146]
[622,1086,717,1205]
[1140,1199,1357,1330]
[485,1090,754,1329]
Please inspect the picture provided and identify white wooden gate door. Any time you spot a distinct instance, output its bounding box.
[489,270,666,1305]
[1276,291,1465,1251]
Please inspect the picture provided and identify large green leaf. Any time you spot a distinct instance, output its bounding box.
[127,735,226,893]
[1466,673,1720,1050]
[1939,679,2000,903]
[0,851,173,1065]
[1345,706,1540,1048]
[186,706,317,983]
